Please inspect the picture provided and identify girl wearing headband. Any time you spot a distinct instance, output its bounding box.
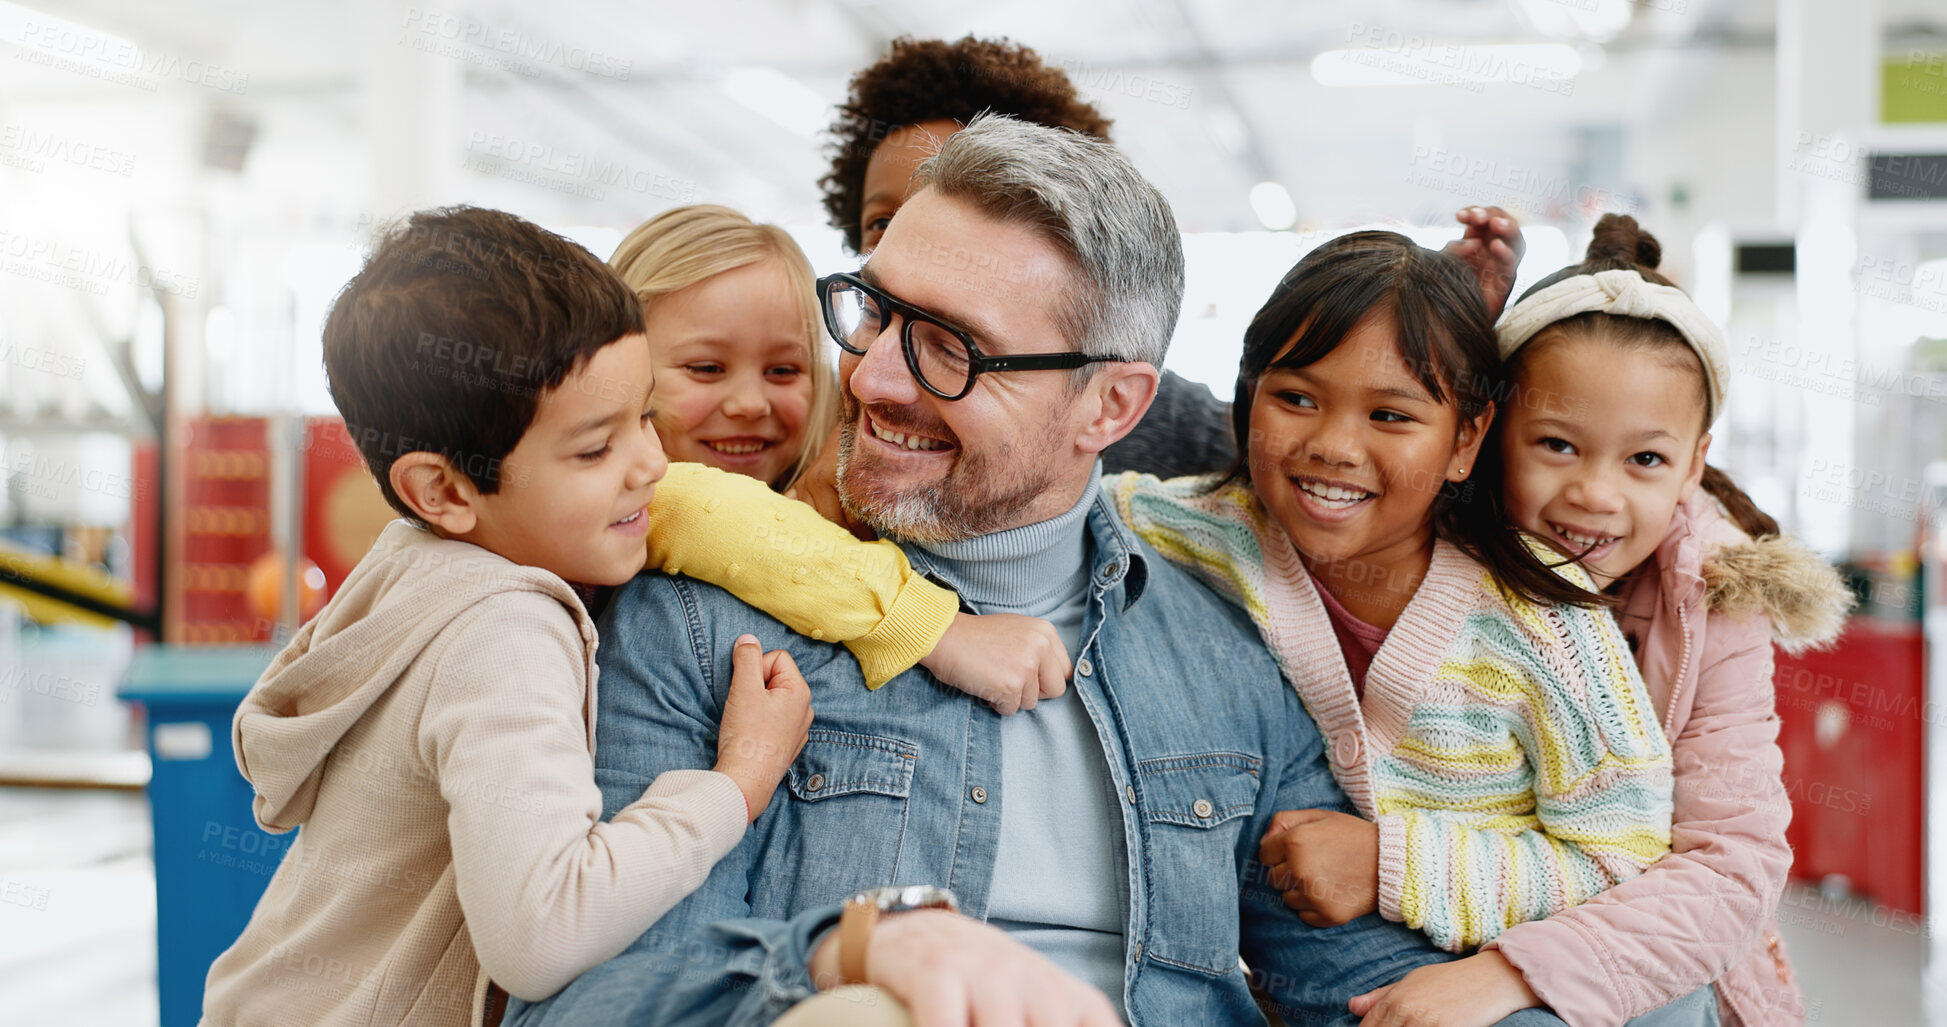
[1374,214,1850,1026]
[1112,230,1680,1018]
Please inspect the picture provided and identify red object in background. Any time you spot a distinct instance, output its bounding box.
[301,417,393,595]
[1773,617,1924,914]
[178,417,273,644]
[132,440,159,644]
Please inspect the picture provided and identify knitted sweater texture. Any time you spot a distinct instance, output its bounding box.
[1110,472,1673,951]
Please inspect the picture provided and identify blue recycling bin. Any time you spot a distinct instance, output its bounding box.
[119,645,282,1027]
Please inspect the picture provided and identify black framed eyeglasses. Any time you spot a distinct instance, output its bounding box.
[816,271,1128,401]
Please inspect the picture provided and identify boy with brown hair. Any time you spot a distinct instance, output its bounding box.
[200,206,825,1027]
[204,204,1073,1027]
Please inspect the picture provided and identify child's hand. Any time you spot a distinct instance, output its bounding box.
[1257,808,1380,926]
[919,612,1070,716]
[783,431,876,540]
[715,634,814,822]
[1348,951,1542,1027]
[1443,206,1525,321]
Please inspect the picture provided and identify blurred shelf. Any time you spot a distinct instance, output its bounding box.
[0,415,143,437]
[0,750,150,791]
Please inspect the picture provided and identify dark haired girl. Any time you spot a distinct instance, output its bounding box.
[1110,230,1675,1024]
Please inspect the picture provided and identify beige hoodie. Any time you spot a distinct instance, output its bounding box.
[201,521,747,1027]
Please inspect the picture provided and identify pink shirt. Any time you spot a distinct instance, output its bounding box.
[1309,573,1389,698]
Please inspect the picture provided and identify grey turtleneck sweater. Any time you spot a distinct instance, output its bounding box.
[912,465,1129,1017]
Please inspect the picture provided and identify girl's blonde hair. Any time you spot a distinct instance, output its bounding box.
[609,204,838,491]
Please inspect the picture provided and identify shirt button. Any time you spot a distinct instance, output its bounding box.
[1334,733,1363,767]
[1105,561,1120,576]
[1124,785,1137,804]
[970,786,988,804]
[806,773,825,792]
[1132,941,1144,961]
[1077,657,1094,677]
[1193,799,1214,818]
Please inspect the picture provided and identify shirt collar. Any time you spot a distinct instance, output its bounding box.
[900,462,1150,611]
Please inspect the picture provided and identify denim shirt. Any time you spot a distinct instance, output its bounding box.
[507,493,1459,1027]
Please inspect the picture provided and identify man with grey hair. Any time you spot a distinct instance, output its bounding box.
[507,116,1542,1027]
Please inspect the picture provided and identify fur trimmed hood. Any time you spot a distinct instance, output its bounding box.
[1701,535,1855,655]
[1652,488,1856,656]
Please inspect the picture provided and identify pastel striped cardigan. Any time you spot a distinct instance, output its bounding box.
[1110,472,1674,951]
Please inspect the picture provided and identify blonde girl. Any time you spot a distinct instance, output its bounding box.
[611,205,839,491]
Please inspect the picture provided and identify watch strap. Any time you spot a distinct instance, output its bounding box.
[838,897,879,985]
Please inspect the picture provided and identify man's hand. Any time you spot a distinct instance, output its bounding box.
[714,635,814,822]
[1258,808,1380,927]
[809,909,1120,1027]
[785,428,876,540]
[1348,951,1542,1027]
[1442,206,1525,321]
[920,612,1070,716]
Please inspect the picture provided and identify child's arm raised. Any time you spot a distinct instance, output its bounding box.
[649,462,1066,712]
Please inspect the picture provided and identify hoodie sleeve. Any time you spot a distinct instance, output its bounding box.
[419,590,750,1002]
[645,462,959,689]
[1487,612,1792,1027]
[1374,598,1676,952]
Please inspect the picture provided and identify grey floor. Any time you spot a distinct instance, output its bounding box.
[0,622,1931,1025]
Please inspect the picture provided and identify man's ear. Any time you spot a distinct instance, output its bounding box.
[1076,362,1161,456]
[389,452,481,536]
[1448,401,1496,481]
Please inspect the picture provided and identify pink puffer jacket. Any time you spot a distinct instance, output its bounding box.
[1486,491,1853,1026]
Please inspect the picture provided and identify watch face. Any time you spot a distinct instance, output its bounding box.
[858,885,960,914]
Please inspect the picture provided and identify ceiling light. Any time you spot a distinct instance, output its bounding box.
[1249,182,1296,231]
[1311,43,1582,89]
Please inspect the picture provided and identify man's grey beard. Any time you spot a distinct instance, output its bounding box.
[835,408,1062,544]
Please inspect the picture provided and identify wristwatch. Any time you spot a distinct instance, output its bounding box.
[838,885,960,985]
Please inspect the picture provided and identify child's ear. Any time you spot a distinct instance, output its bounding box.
[1682,432,1712,496]
[1076,363,1161,455]
[389,453,481,536]
[1447,401,1496,481]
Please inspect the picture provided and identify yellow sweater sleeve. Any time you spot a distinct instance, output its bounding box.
[644,462,961,689]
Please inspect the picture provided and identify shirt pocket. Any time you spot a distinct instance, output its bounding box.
[750,729,918,919]
[1135,751,1261,976]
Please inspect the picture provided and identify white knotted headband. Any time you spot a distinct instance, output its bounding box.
[1496,267,1729,425]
